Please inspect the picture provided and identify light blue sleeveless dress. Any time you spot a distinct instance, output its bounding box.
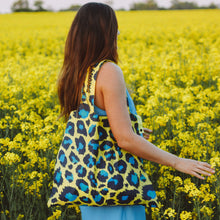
[80,89,146,220]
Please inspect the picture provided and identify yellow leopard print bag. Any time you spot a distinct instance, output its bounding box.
[48,60,158,208]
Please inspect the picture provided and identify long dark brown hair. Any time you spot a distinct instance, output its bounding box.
[58,2,118,120]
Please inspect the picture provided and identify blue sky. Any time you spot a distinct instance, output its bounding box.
[0,0,220,13]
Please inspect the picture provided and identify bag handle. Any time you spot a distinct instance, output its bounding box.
[83,60,137,117]
[85,60,108,97]
[82,60,111,113]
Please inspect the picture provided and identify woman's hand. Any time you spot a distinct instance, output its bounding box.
[174,158,215,180]
[143,128,152,140]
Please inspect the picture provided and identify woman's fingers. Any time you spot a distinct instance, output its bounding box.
[193,167,212,177]
[143,128,152,139]
[196,162,215,173]
[191,171,205,180]
[143,133,150,139]
[190,161,215,179]
[143,128,152,133]
[175,158,215,180]
[199,161,215,171]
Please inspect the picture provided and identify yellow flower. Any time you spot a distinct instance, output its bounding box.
[155,115,169,127]
[199,184,216,203]
[174,176,183,185]
[180,211,193,220]
[164,208,176,218]
[156,190,166,200]
[183,179,200,198]
[2,152,21,165]
[68,204,80,214]
[210,154,220,168]
[200,206,214,217]
[5,210,10,216]
[17,214,24,220]
[29,171,38,179]
[47,209,62,220]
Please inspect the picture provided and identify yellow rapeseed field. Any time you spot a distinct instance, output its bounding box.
[0,9,219,220]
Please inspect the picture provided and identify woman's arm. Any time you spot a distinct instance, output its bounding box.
[95,62,215,180]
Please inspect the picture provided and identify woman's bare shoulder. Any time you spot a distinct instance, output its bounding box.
[101,61,121,71]
[95,61,125,110]
[98,61,124,87]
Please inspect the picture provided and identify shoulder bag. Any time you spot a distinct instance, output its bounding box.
[47,60,158,208]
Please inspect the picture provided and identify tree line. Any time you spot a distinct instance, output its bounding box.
[11,0,219,12]
[11,0,47,12]
[131,0,218,10]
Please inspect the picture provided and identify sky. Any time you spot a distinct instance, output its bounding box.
[0,0,220,13]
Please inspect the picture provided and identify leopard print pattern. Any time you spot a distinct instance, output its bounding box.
[48,60,158,208]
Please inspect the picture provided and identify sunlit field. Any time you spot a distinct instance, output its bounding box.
[0,9,219,219]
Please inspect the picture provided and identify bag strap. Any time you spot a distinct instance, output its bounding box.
[85,60,108,97]
[82,60,111,113]
[83,60,134,115]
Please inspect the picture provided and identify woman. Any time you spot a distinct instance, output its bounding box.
[57,3,215,220]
